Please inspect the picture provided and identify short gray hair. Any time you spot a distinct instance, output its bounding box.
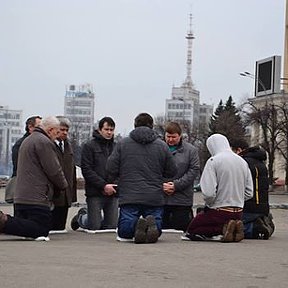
[41,116,60,129]
[56,116,71,128]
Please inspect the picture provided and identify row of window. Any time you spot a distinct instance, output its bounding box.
[167,103,192,110]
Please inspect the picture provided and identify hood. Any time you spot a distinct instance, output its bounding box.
[206,133,231,156]
[130,126,158,144]
[92,130,114,144]
[241,146,267,161]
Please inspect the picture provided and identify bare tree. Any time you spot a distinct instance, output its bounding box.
[245,101,281,185]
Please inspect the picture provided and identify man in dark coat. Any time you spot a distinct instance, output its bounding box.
[0,116,68,239]
[71,117,118,231]
[106,113,177,243]
[11,115,42,177]
[230,139,274,239]
[50,116,77,233]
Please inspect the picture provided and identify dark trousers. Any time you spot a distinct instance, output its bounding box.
[51,206,69,230]
[187,207,242,237]
[118,204,163,239]
[4,204,52,238]
[162,205,193,232]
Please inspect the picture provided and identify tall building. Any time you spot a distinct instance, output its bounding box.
[165,14,213,134]
[0,106,23,175]
[64,84,95,145]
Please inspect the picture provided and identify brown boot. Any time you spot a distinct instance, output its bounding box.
[0,211,8,233]
[222,220,236,242]
[234,220,244,242]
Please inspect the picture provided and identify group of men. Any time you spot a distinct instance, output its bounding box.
[0,112,274,243]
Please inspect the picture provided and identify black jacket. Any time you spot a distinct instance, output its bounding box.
[106,126,177,206]
[81,131,115,197]
[11,132,30,177]
[240,146,269,215]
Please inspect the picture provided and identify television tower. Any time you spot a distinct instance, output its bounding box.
[184,13,195,87]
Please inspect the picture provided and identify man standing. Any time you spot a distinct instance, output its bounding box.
[106,113,177,243]
[186,134,253,242]
[71,117,118,231]
[11,115,42,177]
[50,116,77,233]
[163,122,200,232]
[230,139,274,239]
[0,116,68,239]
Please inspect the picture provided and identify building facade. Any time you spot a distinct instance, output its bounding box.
[64,84,95,146]
[0,106,23,175]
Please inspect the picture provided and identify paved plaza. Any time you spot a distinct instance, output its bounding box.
[1,188,288,288]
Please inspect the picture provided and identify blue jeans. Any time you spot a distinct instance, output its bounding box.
[118,204,163,239]
[79,196,118,230]
[242,213,265,239]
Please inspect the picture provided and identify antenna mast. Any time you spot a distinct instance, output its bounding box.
[185,13,194,86]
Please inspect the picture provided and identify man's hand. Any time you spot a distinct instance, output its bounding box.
[103,184,117,196]
[163,182,175,195]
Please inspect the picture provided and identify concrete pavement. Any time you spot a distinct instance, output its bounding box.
[1,188,288,288]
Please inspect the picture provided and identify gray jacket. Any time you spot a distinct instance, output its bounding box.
[14,127,68,208]
[106,126,177,206]
[165,140,200,206]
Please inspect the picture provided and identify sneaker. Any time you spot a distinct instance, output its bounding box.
[262,214,275,236]
[254,218,270,240]
[222,220,236,242]
[181,234,192,241]
[186,234,208,241]
[116,235,134,242]
[70,207,87,231]
[134,217,148,244]
[234,220,244,242]
[146,215,160,243]
[0,211,7,233]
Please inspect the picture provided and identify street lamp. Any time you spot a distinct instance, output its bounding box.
[240,71,267,96]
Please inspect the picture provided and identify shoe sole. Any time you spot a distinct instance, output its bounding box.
[222,220,236,242]
[134,218,147,244]
[234,220,244,242]
[146,215,159,243]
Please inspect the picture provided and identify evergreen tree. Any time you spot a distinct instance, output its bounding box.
[209,100,224,134]
[209,95,246,141]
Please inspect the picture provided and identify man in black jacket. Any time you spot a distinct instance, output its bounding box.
[107,113,177,243]
[11,115,42,177]
[71,117,118,231]
[230,139,274,239]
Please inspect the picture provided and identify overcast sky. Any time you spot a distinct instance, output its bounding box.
[0,0,285,135]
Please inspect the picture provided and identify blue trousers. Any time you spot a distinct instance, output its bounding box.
[117,204,163,239]
[242,213,266,239]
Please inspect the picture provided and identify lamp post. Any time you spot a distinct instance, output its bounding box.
[239,71,267,96]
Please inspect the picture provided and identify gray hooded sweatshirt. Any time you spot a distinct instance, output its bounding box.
[200,134,253,209]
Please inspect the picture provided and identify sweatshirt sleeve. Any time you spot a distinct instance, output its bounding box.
[244,166,254,201]
[200,158,218,206]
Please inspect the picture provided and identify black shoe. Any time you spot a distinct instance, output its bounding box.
[134,218,147,244]
[262,214,275,236]
[254,218,270,240]
[70,207,87,231]
[187,234,208,241]
[146,215,159,243]
[0,211,8,233]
